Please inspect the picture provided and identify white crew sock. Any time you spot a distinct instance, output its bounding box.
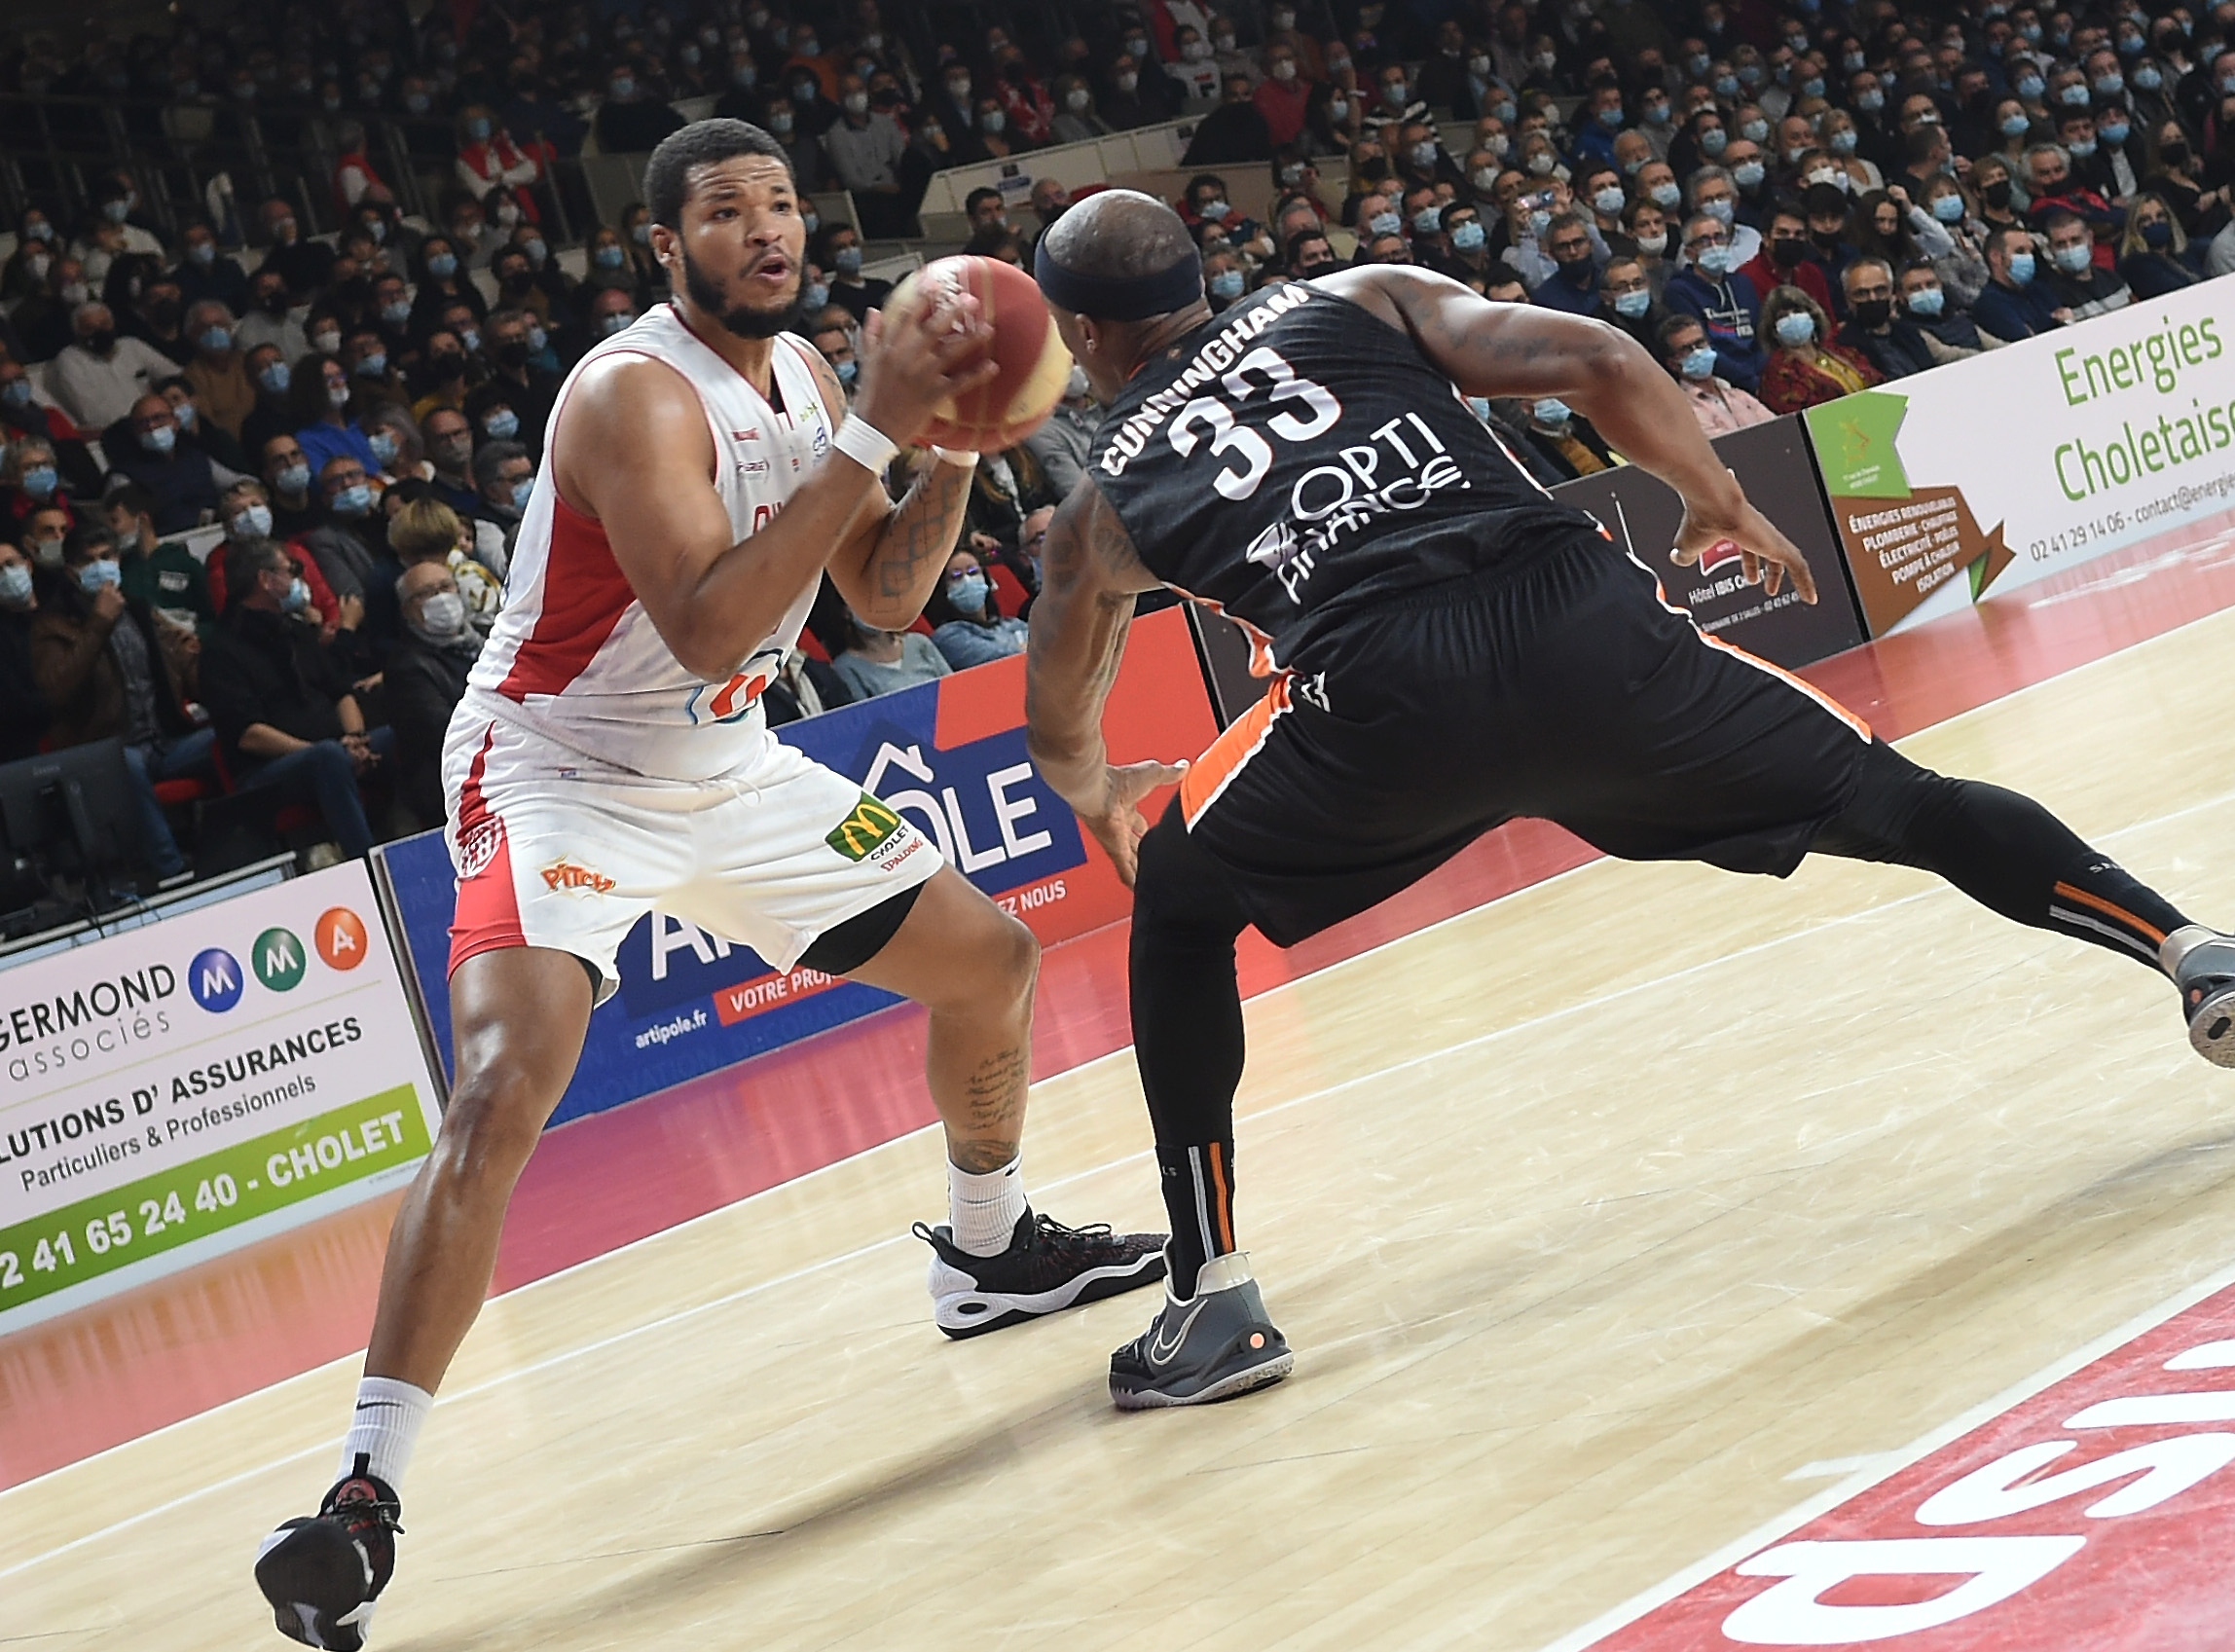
[337,1377,433,1491]
[948,1155,1028,1257]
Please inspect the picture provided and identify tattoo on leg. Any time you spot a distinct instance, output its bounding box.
[961,1042,1029,1136]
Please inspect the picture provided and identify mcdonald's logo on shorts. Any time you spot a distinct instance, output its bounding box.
[825,796,905,863]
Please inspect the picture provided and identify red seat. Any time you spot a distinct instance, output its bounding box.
[208,743,321,837]
[797,630,831,662]
[152,777,211,807]
[988,564,1031,616]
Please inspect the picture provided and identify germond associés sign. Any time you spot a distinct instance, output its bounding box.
[1805,280,2235,638]
[0,862,442,1332]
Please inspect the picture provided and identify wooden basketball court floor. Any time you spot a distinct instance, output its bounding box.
[13,532,2235,1650]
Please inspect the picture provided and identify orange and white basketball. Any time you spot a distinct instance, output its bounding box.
[879,254,1072,453]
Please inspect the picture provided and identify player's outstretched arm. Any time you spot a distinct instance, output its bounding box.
[1320,266,1817,604]
[553,289,997,683]
[1026,481,1181,887]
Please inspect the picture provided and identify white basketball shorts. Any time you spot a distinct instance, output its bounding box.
[442,713,942,1003]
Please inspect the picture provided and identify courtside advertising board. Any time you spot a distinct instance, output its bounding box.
[380,606,1218,1127]
[0,862,443,1334]
[1805,281,2235,638]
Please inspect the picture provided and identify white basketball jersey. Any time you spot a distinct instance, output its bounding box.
[463,304,836,782]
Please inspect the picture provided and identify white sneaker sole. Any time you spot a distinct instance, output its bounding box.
[930,1252,1166,1337]
[1111,1348,1296,1411]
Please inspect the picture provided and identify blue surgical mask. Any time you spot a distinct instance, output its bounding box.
[2059,82,2092,105]
[803,280,829,311]
[1451,220,1486,251]
[510,477,534,511]
[1930,193,1965,224]
[1716,74,1740,96]
[610,77,636,99]
[1905,285,1945,315]
[281,575,311,614]
[595,244,626,270]
[78,557,122,593]
[200,326,233,352]
[140,424,176,456]
[276,461,311,495]
[1697,243,1735,275]
[1,380,30,409]
[1644,101,1671,126]
[483,409,520,439]
[525,239,548,268]
[836,358,860,385]
[1829,129,1858,155]
[2006,249,2037,285]
[1413,205,1442,233]
[2134,66,2163,90]
[459,328,481,353]
[369,429,399,463]
[1734,161,1766,189]
[468,116,492,140]
[20,464,57,499]
[1774,311,1817,345]
[2068,138,2097,157]
[1593,184,1627,215]
[2051,242,2093,273]
[948,572,989,612]
[528,323,548,354]
[1855,89,1884,111]
[1704,199,1736,226]
[426,253,458,279]
[2101,122,2130,145]
[1650,181,1681,208]
[1702,127,1730,154]
[1210,270,1246,299]
[1742,119,1770,142]
[1614,288,1652,318]
[331,483,374,516]
[233,502,274,537]
[0,564,30,606]
[1369,210,1402,237]
[259,361,291,395]
[1681,345,1719,380]
[1532,397,1572,426]
[174,402,196,432]
[381,300,412,327]
[835,246,863,275]
[1801,77,1825,98]
[2093,73,2124,95]
[354,350,388,378]
[2016,74,2045,99]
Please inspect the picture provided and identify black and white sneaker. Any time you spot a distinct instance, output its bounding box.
[1109,1252,1294,1410]
[914,1209,1166,1339]
[2167,926,2235,1068]
[253,1464,401,1649]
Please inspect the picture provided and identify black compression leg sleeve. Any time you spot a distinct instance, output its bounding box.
[1815,741,2189,969]
[1130,803,1252,1298]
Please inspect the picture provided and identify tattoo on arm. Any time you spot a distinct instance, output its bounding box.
[874,459,970,600]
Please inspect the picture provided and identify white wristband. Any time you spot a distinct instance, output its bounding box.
[832,416,899,475]
[931,445,980,470]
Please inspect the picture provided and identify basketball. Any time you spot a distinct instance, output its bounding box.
[878,254,1073,453]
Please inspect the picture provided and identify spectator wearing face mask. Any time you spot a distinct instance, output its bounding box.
[1595,256,1662,350]
[476,309,560,458]
[102,482,214,628]
[180,302,254,442]
[1657,313,1775,437]
[1738,199,1838,324]
[290,353,385,482]
[0,360,98,496]
[1432,206,1495,291]
[816,227,894,325]
[2024,143,2120,265]
[1664,212,1765,392]
[1837,256,1937,382]
[598,63,687,154]
[455,106,547,223]
[385,558,483,829]
[1528,211,1606,314]
[101,394,223,535]
[1022,365,1103,497]
[51,302,178,432]
[807,308,861,402]
[387,496,501,634]
[254,199,334,309]
[0,540,46,763]
[824,602,950,701]
[2040,209,2136,318]
[1757,285,1883,415]
[1185,73,1276,165]
[470,440,535,567]
[1973,226,2072,342]
[1896,263,1997,363]
[2118,192,2203,297]
[1501,394,1613,481]
[171,221,251,320]
[201,536,384,860]
[821,74,911,238]
[925,544,1032,672]
[1,440,75,541]
[31,525,208,883]
[421,409,480,515]
[205,477,338,626]
[258,434,323,540]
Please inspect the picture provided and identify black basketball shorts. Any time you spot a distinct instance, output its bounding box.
[1173,536,1875,948]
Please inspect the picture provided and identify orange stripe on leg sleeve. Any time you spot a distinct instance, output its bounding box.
[2053,881,2168,946]
[1207,1141,1234,1252]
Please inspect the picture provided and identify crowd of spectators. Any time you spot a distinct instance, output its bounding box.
[2,0,2232,894]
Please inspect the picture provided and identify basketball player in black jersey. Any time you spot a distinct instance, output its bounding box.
[1021,190,2235,1409]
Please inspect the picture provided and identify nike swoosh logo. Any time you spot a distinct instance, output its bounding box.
[1148,1299,1209,1368]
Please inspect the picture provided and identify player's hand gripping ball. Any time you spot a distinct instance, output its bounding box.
[880,255,1072,453]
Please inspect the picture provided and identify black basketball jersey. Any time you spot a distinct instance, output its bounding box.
[1091,281,1608,667]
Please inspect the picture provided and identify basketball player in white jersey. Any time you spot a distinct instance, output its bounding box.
[253,123,1165,1649]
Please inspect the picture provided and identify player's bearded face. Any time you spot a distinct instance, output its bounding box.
[681,242,802,340]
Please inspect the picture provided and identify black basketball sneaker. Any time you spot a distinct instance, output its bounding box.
[1110,1252,1294,1410]
[2167,926,2235,1067]
[914,1209,1166,1338]
[253,1461,401,1649]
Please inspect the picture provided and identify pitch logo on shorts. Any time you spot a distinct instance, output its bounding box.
[825,796,906,863]
[541,858,617,896]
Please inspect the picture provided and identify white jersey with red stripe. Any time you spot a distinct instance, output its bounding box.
[460,304,836,783]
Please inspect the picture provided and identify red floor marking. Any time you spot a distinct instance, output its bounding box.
[1576,1269,2235,1651]
[9,516,2235,1492]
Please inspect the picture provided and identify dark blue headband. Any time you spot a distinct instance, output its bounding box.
[1034,236,1204,320]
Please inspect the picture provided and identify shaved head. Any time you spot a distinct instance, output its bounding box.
[1041,190,1197,298]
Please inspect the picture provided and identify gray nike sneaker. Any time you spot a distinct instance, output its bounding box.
[2166,925,2235,1067]
[1109,1251,1294,1410]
